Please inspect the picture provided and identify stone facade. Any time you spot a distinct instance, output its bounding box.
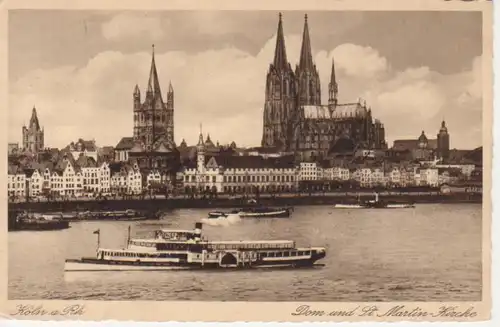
[130,45,180,181]
[262,14,387,161]
[392,121,451,161]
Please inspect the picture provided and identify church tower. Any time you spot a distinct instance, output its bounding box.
[196,125,205,183]
[261,13,297,150]
[22,106,44,153]
[133,45,175,150]
[437,120,450,161]
[328,57,339,109]
[295,14,321,107]
[133,84,141,139]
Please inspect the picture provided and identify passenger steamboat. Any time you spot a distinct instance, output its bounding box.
[64,223,326,271]
[333,193,415,209]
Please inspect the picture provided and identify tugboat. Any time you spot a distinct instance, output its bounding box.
[208,207,292,219]
[8,210,70,231]
[64,223,326,271]
[333,193,415,209]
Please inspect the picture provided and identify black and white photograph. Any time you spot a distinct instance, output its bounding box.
[3,1,492,323]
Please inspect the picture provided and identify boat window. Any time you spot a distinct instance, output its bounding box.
[298,251,304,256]
[284,252,290,257]
[276,252,282,257]
[291,251,297,256]
[305,251,310,255]
[261,253,267,258]
[312,250,317,255]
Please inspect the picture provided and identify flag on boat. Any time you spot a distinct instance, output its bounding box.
[93,229,100,234]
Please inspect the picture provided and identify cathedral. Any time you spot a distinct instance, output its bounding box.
[262,14,387,161]
[129,45,180,178]
[22,106,44,153]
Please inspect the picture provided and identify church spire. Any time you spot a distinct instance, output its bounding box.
[299,14,314,71]
[328,57,339,106]
[439,120,448,133]
[273,13,289,70]
[29,106,40,130]
[146,44,163,100]
[197,123,204,146]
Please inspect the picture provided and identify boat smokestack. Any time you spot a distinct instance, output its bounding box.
[194,222,202,235]
[194,222,202,241]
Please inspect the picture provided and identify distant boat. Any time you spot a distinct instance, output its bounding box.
[52,209,152,222]
[208,207,292,219]
[9,210,70,231]
[333,193,415,209]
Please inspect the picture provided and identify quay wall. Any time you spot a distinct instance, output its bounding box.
[8,193,482,213]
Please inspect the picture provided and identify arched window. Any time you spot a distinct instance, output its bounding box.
[275,79,281,98]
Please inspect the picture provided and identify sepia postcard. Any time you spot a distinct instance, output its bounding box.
[0,0,493,323]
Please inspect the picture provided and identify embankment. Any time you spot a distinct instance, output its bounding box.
[8,193,482,213]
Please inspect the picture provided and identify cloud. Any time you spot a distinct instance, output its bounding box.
[9,34,482,151]
[101,13,165,41]
[331,44,389,79]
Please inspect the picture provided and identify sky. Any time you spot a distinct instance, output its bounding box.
[8,10,483,150]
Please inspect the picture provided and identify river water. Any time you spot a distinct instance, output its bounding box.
[9,204,482,301]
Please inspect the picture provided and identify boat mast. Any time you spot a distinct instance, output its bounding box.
[93,229,101,250]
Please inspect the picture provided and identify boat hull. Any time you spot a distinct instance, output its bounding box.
[385,204,415,209]
[239,210,290,218]
[58,215,151,222]
[333,204,365,209]
[64,255,324,272]
[10,220,70,231]
[333,203,415,209]
[207,212,227,219]
[208,209,291,219]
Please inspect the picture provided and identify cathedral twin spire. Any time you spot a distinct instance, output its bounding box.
[272,13,315,72]
[298,14,314,72]
[271,13,339,105]
[273,13,290,71]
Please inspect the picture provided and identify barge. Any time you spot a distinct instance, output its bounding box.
[208,207,292,219]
